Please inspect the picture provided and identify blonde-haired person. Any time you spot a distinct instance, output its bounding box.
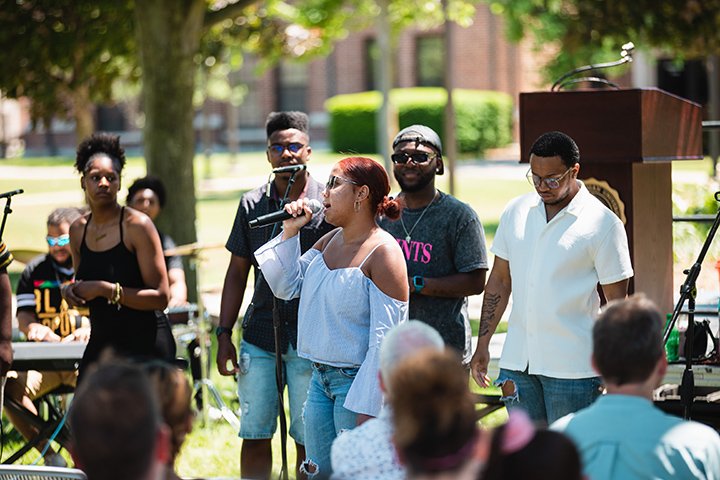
[255,156,409,479]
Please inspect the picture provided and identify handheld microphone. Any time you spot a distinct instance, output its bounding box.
[272,165,307,174]
[248,199,323,229]
[0,189,23,199]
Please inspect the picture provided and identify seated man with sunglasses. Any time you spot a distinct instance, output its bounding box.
[5,206,90,467]
[378,125,488,362]
[470,131,634,425]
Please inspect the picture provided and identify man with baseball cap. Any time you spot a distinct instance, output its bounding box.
[378,125,488,360]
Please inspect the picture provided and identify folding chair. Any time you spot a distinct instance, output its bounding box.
[2,386,73,465]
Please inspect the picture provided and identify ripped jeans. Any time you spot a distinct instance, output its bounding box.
[496,368,602,425]
[236,339,311,442]
[301,363,359,479]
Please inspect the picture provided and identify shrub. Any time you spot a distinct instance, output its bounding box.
[325,87,513,155]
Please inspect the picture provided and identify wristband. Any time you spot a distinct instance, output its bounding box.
[215,326,233,338]
[412,275,425,293]
[0,242,13,270]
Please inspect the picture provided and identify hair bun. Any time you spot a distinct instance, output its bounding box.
[378,196,402,220]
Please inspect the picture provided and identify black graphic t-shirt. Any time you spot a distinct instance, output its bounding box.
[16,254,88,338]
[378,191,488,353]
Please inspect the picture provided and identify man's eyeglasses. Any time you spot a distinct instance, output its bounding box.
[46,234,70,247]
[526,167,574,190]
[325,175,359,191]
[268,143,305,156]
[390,151,436,165]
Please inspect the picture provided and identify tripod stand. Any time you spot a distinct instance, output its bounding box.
[663,191,720,420]
[167,242,239,430]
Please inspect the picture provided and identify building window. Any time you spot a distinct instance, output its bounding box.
[365,36,399,91]
[416,35,444,87]
[235,56,262,127]
[277,61,308,112]
[365,38,379,91]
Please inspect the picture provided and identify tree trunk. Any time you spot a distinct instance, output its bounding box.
[134,0,205,301]
[442,0,457,196]
[72,83,95,144]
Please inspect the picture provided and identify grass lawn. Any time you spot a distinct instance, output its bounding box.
[0,152,716,477]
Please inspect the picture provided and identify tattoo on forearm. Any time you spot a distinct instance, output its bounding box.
[479,292,501,337]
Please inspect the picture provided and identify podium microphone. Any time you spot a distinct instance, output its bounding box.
[249,199,323,229]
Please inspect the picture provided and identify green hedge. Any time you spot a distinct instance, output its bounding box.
[325,88,513,155]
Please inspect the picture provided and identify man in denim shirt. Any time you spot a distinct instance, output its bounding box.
[553,295,720,479]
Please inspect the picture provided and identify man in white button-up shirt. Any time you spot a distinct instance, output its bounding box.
[470,131,634,424]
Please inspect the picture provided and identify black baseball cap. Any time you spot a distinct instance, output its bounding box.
[392,125,443,156]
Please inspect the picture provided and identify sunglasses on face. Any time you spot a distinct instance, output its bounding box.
[390,151,436,165]
[46,234,70,247]
[268,143,305,156]
[325,175,359,191]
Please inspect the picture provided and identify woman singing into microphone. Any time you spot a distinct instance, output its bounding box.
[255,156,409,478]
[62,133,170,379]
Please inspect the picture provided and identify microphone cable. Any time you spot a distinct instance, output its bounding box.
[31,398,70,465]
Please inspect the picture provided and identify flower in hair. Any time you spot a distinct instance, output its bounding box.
[501,409,535,454]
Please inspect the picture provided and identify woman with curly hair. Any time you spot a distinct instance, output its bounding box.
[256,156,409,478]
[63,133,170,379]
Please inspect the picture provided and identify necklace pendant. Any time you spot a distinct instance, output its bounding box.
[96,233,107,241]
[405,235,411,242]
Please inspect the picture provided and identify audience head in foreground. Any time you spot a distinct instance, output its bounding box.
[389,348,481,479]
[482,409,582,480]
[69,362,170,480]
[330,321,444,480]
[552,295,720,480]
[143,361,194,480]
[379,320,445,392]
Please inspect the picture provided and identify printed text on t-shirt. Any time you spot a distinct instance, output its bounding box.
[397,238,432,264]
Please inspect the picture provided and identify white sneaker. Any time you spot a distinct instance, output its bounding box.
[44,453,67,467]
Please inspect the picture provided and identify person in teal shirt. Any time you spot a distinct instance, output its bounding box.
[552,295,720,480]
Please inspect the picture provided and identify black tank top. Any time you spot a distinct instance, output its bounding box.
[76,207,158,375]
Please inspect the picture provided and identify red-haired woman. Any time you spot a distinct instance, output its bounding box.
[255,156,409,478]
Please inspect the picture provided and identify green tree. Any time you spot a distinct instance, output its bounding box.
[133,0,371,297]
[1,0,483,295]
[486,0,720,81]
[134,0,482,256]
[0,0,136,142]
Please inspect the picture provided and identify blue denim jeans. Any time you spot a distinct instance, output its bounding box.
[496,368,603,425]
[301,363,359,479]
[236,339,312,442]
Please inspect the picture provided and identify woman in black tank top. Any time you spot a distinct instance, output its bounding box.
[62,134,173,380]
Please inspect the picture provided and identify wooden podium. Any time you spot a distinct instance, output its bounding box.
[519,88,703,313]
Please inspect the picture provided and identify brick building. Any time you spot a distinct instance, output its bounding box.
[232,5,545,145]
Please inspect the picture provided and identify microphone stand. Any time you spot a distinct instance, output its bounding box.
[269,169,300,480]
[551,42,634,91]
[0,189,23,240]
[663,191,720,420]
